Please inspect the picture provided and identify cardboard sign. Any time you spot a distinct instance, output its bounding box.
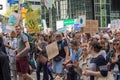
[46,42,59,60]
[84,20,98,34]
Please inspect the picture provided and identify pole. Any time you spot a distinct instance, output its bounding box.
[49,8,52,29]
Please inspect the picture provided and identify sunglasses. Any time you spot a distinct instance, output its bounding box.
[113,43,119,46]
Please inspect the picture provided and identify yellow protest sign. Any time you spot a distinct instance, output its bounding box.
[25,10,40,34]
[21,7,27,18]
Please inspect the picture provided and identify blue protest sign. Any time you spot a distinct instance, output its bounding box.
[74,24,81,30]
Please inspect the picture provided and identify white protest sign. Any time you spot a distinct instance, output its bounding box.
[79,15,86,27]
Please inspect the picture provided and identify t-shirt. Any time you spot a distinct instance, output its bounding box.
[17,33,29,57]
[70,49,82,62]
[111,54,120,73]
[8,38,17,57]
[38,42,48,58]
[89,55,108,80]
[57,39,68,58]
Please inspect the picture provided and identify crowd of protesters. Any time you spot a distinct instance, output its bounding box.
[0,24,120,80]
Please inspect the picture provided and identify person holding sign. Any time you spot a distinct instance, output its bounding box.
[53,32,70,76]
[35,34,53,80]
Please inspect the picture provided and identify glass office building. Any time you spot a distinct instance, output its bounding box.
[110,0,120,20]
[94,0,111,27]
[41,0,120,29]
[55,0,94,20]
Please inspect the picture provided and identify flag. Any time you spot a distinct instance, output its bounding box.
[43,0,53,9]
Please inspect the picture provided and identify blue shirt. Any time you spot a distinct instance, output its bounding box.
[70,49,82,62]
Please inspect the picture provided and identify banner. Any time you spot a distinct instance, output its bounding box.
[26,10,40,34]
[46,42,59,60]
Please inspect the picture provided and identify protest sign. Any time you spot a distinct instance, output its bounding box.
[26,10,40,34]
[46,42,59,60]
[7,12,21,31]
[84,20,98,34]
[8,12,21,26]
[79,15,86,27]
[111,19,120,29]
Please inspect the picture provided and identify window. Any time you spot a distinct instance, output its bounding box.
[94,0,100,3]
[94,4,100,15]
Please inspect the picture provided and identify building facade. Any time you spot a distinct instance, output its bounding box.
[41,0,120,30]
[28,0,41,10]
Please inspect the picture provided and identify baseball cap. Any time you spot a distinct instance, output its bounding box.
[108,40,113,43]
[103,34,110,40]
[92,34,100,39]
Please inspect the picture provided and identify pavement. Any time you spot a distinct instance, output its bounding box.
[31,72,37,80]
[15,71,42,80]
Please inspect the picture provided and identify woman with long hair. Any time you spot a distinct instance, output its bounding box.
[74,42,91,80]
[111,39,120,80]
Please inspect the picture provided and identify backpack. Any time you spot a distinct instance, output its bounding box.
[53,39,69,62]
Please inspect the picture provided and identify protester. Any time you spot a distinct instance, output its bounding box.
[53,32,69,76]
[115,31,120,39]
[15,25,33,80]
[74,42,91,80]
[65,40,82,80]
[8,31,17,80]
[0,36,11,80]
[82,41,108,80]
[92,34,100,42]
[111,39,120,80]
[35,34,53,80]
